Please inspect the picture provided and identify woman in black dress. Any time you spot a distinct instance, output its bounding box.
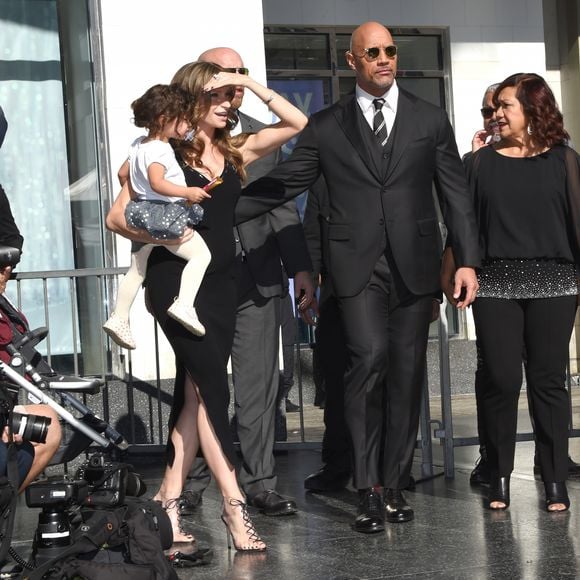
[107,62,307,549]
[443,73,580,512]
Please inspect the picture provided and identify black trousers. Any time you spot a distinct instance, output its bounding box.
[473,295,577,482]
[337,255,432,489]
[474,336,488,454]
[315,290,351,472]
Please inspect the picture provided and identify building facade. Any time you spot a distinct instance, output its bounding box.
[1,0,579,379]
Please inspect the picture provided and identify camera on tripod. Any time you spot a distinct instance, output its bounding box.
[75,451,145,508]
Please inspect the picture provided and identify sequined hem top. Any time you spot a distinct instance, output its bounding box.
[477,258,578,299]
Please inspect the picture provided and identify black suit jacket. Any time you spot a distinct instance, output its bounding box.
[0,184,23,252]
[239,87,481,298]
[234,111,311,299]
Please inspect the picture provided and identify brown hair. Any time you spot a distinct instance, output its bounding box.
[493,73,569,148]
[131,84,194,137]
[171,61,247,181]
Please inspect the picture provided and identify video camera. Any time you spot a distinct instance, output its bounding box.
[0,245,21,269]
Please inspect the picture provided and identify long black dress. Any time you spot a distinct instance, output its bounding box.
[145,160,240,466]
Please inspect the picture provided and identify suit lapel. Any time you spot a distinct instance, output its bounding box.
[239,111,254,133]
[333,95,382,181]
[384,89,419,183]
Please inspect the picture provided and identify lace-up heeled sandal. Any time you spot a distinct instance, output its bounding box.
[162,497,196,544]
[221,498,266,552]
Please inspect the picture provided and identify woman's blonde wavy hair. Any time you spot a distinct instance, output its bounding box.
[171,61,248,182]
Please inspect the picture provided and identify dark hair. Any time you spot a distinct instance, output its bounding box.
[493,73,569,147]
[131,84,194,137]
[171,61,247,182]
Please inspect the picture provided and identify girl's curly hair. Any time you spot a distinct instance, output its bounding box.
[131,84,194,137]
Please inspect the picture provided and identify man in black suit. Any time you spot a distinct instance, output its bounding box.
[301,177,352,492]
[179,47,313,517]
[241,21,480,533]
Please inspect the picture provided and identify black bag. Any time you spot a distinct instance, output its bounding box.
[26,499,177,580]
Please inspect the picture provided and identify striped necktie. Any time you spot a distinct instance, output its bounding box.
[372,98,388,147]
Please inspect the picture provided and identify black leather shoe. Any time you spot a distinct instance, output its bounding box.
[470,455,491,486]
[285,398,300,413]
[383,488,414,523]
[488,476,510,510]
[304,466,351,492]
[167,548,213,567]
[568,456,580,477]
[354,488,384,534]
[248,490,297,516]
[544,482,570,512]
[177,490,203,516]
[534,455,580,478]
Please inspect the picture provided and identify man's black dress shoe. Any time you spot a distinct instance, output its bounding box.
[248,490,298,516]
[177,490,203,516]
[354,488,384,534]
[285,398,300,413]
[304,466,351,492]
[383,488,414,523]
[534,455,580,478]
[470,455,491,486]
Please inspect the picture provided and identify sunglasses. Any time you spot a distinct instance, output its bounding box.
[480,106,496,119]
[222,67,249,75]
[354,45,397,62]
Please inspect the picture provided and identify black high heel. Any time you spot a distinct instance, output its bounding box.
[544,482,570,512]
[488,476,510,510]
[221,498,266,552]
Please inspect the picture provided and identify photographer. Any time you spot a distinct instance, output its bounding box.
[0,264,62,492]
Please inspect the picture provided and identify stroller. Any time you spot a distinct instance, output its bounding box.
[0,291,127,461]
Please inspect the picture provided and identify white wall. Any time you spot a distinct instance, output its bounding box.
[99,0,267,378]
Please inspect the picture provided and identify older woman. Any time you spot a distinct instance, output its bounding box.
[444,73,579,512]
[107,62,307,550]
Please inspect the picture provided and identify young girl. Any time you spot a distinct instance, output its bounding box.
[103,84,214,349]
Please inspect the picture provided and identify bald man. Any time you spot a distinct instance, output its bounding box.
[178,47,313,517]
[241,22,480,533]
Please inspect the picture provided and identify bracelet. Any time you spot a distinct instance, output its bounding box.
[263,92,276,106]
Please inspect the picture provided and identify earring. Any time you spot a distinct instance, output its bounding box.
[527,123,532,136]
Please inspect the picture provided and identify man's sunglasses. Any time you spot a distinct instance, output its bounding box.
[222,67,249,75]
[353,45,397,62]
[480,106,496,119]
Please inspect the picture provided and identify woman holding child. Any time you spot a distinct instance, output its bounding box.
[106,62,307,550]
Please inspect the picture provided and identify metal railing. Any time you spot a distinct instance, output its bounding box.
[8,268,577,477]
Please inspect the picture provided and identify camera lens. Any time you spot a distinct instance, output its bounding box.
[11,412,51,444]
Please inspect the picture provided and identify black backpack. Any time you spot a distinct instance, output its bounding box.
[26,499,177,580]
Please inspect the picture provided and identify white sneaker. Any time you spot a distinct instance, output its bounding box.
[167,299,206,337]
[103,312,136,349]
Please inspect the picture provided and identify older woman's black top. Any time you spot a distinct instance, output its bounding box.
[470,146,574,262]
